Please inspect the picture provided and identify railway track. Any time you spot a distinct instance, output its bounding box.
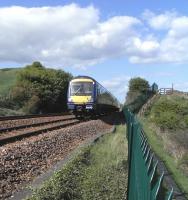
[0,114,81,146]
[0,112,69,121]
[0,114,114,200]
[0,116,76,133]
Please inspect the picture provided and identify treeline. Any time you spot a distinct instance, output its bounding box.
[125,77,156,113]
[1,62,72,114]
[0,62,155,115]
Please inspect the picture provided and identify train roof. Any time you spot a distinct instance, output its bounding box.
[71,76,96,82]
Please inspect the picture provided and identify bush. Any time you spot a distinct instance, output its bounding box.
[128,77,150,93]
[153,111,180,129]
[125,77,152,113]
[149,95,188,130]
[125,91,150,113]
[11,62,73,114]
[22,95,40,114]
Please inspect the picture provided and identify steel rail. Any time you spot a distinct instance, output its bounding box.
[0,116,75,133]
[0,119,80,146]
[0,112,70,121]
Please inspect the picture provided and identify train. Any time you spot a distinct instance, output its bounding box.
[67,76,120,116]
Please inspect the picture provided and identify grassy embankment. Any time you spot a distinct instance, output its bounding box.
[0,68,24,116]
[0,68,18,95]
[139,94,188,198]
[28,125,128,200]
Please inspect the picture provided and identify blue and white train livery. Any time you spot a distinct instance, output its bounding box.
[67,76,120,116]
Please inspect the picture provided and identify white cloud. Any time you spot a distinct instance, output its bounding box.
[142,10,177,30]
[0,5,188,67]
[0,4,100,66]
[0,4,141,67]
[130,11,188,64]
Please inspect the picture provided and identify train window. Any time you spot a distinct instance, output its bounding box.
[84,83,93,94]
[97,88,100,95]
[100,87,104,94]
[70,82,93,96]
[97,84,105,95]
[96,84,100,95]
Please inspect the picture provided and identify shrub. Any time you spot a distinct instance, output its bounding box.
[11,62,73,114]
[149,95,188,130]
[125,77,152,113]
[128,77,150,93]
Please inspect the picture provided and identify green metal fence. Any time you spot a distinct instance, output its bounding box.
[123,107,173,200]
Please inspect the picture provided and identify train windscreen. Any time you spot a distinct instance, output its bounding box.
[70,82,93,96]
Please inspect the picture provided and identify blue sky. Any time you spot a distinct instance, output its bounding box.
[0,0,188,102]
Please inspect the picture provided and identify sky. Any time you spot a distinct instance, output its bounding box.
[0,0,188,102]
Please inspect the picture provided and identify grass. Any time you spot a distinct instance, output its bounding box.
[139,94,188,198]
[28,125,128,200]
[0,68,22,116]
[0,107,24,116]
[141,119,188,193]
[0,68,19,95]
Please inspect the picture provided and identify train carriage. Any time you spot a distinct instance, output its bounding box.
[67,76,119,116]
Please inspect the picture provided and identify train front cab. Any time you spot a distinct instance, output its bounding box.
[67,78,96,116]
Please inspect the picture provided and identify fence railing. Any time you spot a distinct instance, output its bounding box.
[123,107,173,200]
[158,88,173,95]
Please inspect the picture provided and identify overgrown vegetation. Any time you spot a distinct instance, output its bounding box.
[28,125,128,200]
[140,94,188,198]
[0,68,18,95]
[125,77,153,113]
[0,68,21,115]
[0,62,73,115]
[0,107,24,116]
[148,95,188,130]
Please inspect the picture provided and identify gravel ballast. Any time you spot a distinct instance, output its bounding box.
[0,117,113,200]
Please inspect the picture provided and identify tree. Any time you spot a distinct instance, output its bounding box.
[11,62,73,114]
[125,77,151,113]
[128,77,150,93]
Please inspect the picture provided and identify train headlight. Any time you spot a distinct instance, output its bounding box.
[68,97,72,102]
[86,105,93,109]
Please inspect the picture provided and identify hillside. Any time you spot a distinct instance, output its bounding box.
[0,68,20,95]
[139,93,188,197]
[0,63,72,116]
[0,68,21,116]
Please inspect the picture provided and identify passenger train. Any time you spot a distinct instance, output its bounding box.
[67,76,120,116]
